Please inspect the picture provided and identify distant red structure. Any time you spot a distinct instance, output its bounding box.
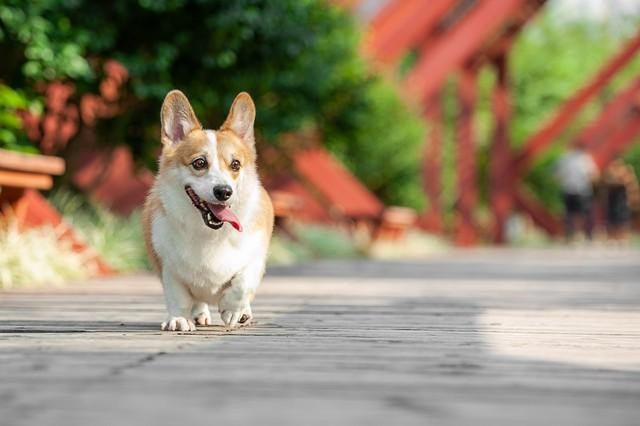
[72,146,154,216]
[13,1,639,247]
[293,147,384,220]
[261,134,399,234]
[362,0,640,244]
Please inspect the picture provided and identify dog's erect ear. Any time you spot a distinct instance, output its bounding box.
[221,92,255,143]
[160,90,202,145]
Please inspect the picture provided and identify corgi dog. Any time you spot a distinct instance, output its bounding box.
[143,90,273,331]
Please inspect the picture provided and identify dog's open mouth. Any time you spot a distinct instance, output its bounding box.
[185,186,242,232]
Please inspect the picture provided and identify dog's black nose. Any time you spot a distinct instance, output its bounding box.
[213,184,233,201]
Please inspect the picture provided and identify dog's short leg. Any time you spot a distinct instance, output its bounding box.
[192,302,212,326]
[218,260,264,328]
[160,271,196,331]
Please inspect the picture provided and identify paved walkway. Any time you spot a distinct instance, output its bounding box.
[1,248,639,425]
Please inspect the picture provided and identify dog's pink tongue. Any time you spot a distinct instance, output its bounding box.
[210,204,242,232]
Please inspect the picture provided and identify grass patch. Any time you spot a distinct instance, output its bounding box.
[294,223,362,258]
[267,223,362,265]
[267,233,313,265]
[49,190,149,272]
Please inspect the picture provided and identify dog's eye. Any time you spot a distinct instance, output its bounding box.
[230,159,241,171]
[192,157,208,170]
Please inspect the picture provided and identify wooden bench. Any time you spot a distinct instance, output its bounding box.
[375,206,418,240]
[0,148,111,275]
[0,148,65,191]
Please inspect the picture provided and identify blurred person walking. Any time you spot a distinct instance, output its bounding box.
[554,146,599,241]
[602,159,640,242]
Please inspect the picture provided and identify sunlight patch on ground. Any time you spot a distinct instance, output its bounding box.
[478,309,640,371]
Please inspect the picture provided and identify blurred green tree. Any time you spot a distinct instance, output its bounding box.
[4,1,639,216]
[0,84,39,153]
[0,0,426,210]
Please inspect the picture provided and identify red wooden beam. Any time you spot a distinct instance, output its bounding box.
[421,92,445,233]
[293,147,384,219]
[455,66,479,245]
[367,0,415,52]
[470,0,546,67]
[405,0,527,103]
[513,188,562,236]
[489,54,514,243]
[579,77,640,151]
[515,32,640,173]
[366,0,456,64]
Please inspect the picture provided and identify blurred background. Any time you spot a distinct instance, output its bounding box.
[1,0,639,287]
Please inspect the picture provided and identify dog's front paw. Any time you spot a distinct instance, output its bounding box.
[192,303,212,326]
[220,307,252,328]
[219,296,252,328]
[194,311,211,326]
[219,286,254,328]
[161,317,196,331]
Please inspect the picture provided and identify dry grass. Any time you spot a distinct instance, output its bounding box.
[0,221,92,289]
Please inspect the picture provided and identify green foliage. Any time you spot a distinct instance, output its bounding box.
[0,0,87,155]
[0,84,40,153]
[268,223,361,265]
[0,0,427,210]
[623,144,640,184]
[268,233,313,265]
[9,2,639,218]
[294,223,361,258]
[510,16,619,148]
[324,78,427,211]
[0,1,92,82]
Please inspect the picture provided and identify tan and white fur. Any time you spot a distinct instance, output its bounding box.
[143,90,273,331]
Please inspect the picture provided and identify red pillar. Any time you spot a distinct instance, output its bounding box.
[490,54,513,244]
[421,93,444,232]
[455,66,479,245]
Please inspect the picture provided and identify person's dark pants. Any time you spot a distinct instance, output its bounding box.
[562,193,594,240]
[606,185,631,228]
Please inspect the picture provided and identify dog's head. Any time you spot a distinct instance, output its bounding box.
[158,90,257,232]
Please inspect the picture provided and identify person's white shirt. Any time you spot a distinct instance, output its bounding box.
[554,149,598,196]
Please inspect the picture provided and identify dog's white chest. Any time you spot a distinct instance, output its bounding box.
[151,214,261,300]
